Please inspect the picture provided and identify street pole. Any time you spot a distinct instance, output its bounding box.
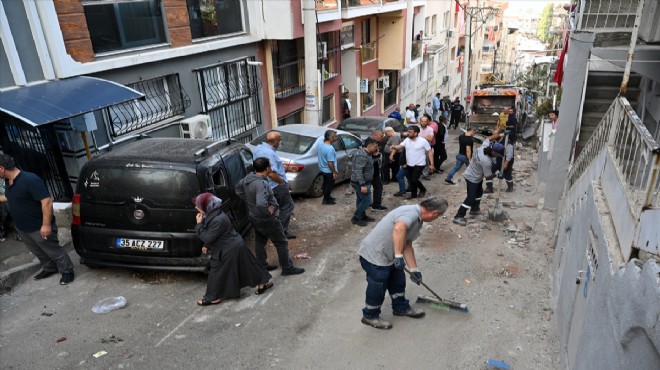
[303,0,320,125]
[461,12,472,102]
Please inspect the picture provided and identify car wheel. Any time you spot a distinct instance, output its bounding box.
[307,174,324,198]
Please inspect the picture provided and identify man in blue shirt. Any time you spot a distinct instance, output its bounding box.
[317,130,339,205]
[432,93,441,122]
[0,154,75,284]
[253,131,296,239]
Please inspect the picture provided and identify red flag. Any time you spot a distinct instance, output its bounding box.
[554,32,570,86]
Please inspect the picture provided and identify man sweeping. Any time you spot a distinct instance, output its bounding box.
[358,197,448,330]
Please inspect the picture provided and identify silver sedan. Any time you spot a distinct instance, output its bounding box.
[247,125,362,197]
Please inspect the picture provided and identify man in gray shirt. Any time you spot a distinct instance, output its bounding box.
[357,197,448,329]
[452,144,503,226]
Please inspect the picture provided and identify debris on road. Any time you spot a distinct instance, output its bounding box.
[486,358,511,369]
[293,253,311,260]
[41,312,53,317]
[56,337,67,343]
[101,335,123,344]
[92,296,127,314]
[92,351,108,358]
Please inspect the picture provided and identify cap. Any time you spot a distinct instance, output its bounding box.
[383,126,395,132]
[491,143,505,156]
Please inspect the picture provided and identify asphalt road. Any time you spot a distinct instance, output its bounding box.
[0,141,559,369]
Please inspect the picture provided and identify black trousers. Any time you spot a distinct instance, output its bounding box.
[386,153,400,181]
[455,179,483,218]
[450,113,461,129]
[434,142,447,170]
[372,174,383,207]
[408,165,426,197]
[322,172,334,201]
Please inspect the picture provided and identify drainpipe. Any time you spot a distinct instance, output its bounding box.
[620,0,645,96]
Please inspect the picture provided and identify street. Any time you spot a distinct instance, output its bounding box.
[0,140,559,369]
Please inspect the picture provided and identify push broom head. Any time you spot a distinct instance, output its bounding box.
[416,295,469,313]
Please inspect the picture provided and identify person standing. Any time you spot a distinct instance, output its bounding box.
[193,192,274,306]
[452,145,503,226]
[432,93,442,122]
[424,102,433,117]
[434,116,449,174]
[405,104,417,124]
[253,131,296,239]
[350,138,379,226]
[445,127,477,185]
[358,197,449,329]
[390,126,435,199]
[0,154,75,284]
[370,130,388,212]
[317,130,339,205]
[500,136,515,192]
[235,158,305,275]
[450,97,464,130]
[388,106,403,123]
[505,107,518,139]
[383,127,401,183]
[418,115,436,180]
[342,91,352,120]
[442,96,452,119]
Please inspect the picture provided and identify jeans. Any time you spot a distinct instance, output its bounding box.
[446,153,469,181]
[351,182,372,220]
[252,217,294,270]
[455,179,483,218]
[322,172,334,201]
[408,165,426,197]
[273,184,294,235]
[396,167,409,193]
[360,256,410,319]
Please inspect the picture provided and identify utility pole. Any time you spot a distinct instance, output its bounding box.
[303,0,320,125]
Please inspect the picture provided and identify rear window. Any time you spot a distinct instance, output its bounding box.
[251,131,316,155]
[79,167,199,207]
[472,96,515,115]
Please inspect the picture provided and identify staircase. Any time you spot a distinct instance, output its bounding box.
[577,72,641,151]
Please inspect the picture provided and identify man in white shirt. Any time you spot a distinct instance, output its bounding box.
[405,104,417,124]
[390,126,434,199]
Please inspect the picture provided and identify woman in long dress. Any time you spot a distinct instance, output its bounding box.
[193,192,273,306]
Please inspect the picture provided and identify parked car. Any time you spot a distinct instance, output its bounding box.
[247,125,362,197]
[336,116,406,140]
[71,137,253,271]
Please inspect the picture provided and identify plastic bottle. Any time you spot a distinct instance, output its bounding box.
[92,296,127,314]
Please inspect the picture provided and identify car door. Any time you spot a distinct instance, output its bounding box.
[222,149,251,233]
[337,134,362,181]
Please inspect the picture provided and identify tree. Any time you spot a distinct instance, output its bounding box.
[536,3,553,44]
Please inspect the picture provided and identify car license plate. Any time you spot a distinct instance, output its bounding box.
[116,238,164,250]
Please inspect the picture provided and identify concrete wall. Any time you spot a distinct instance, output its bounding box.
[553,149,660,369]
[544,32,595,210]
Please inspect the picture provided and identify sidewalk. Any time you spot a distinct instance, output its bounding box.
[0,227,73,294]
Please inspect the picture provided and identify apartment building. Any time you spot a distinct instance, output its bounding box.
[0,0,268,201]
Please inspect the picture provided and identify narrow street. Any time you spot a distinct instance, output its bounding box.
[0,133,559,369]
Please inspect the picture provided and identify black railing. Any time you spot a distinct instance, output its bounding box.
[108,73,191,137]
[0,117,73,202]
[194,57,262,142]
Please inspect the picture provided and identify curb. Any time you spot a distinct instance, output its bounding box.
[0,241,74,295]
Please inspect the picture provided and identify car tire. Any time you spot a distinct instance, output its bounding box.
[307,174,324,198]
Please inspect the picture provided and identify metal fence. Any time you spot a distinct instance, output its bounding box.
[568,96,660,212]
[108,73,190,137]
[575,0,638,31]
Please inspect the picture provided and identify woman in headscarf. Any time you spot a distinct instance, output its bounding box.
[193,192,273,306]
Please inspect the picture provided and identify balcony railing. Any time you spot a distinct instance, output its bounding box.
[568,96,660,213]
[575,0,638,32]
[342,0,381,8]
[360,41,376,62]
[411,41,423,60]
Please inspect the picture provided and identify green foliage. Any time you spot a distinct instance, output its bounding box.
[536,3,554,44]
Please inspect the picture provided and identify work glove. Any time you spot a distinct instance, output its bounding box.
[410,268,423,285]
[394,254,406,269]
[497,172,504,179]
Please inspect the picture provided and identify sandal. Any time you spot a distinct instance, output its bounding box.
[196,298,222,306]
[255,282,274,295]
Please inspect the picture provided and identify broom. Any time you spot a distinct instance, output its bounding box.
[403,267,469,313]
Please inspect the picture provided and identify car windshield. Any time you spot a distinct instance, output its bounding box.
[79,167,199,207]
[251,131,317,155]
[338,121,379,132]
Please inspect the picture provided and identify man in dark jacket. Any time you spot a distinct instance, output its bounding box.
[236,157,304,275]
[350,138,379,226]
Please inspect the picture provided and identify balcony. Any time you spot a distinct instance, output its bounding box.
[411,40,423,61]
[360,41,377,62]
[341,0,406,18]
[317,0,338,11]
[575,0,638,32]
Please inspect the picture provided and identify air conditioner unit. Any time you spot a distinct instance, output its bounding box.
[442,75,450,84]
[447,29,454,38]
[376,76,390,90]
[317,41,327,59]
[180,114,212,139]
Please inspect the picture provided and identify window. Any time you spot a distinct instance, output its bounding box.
[278,109,304,126]
[383,71,398,109]
[361,19,375,62]
[272,39,304,98]
[319,32,341,80]
[444,11,450,29]
[340,24,354,49]
[322,95,335,124]
[108,74,191,137]
[451,47,457,61]
[425,17,431,35]
[362,80,374,111]
[83,0,167,54]
[340,135,361,150]
[428,56,435,78]
[186,0,245,39]
[432,15,438,35]
[361,19,371,44]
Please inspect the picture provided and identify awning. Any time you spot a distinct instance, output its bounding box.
[0,76,144,127]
